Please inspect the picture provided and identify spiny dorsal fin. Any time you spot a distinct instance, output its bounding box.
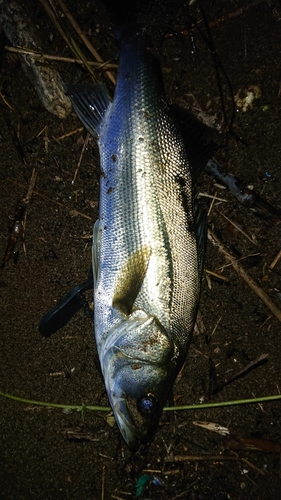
[170,104,216,183]
[194,198,207,279]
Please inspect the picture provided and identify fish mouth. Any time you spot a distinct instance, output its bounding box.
[113,398,143,451]
[103,358,163,451]
[111,395,158,451]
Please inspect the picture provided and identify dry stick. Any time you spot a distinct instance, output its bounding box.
[214,353,269,394]
[218,252,261,272]
[210,316,221,338]
[269,248,281,270]
[69,210,93,221]
[216,209,258,246]
[38,0,77,58]
[201,0,266,30]
[171,481,200,500]
[205,269,229,282]
[5,46,118,69]
[20,168,38,252]
[1,169,38,267]
[6,179,93,220]
[55,127,83,141]
[72,132,90,184]
[24,168,38,202]
[55,0,116,85]
[0,91,13,110]
[6,179,65,208]
[101,465,106,500]
[164,455,265,475]
[198,192,227,202]
[175,0,267,36]
[208,229,281,323]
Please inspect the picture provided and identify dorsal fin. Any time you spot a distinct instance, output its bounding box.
[170,104,216,183]
[194,198,207,279]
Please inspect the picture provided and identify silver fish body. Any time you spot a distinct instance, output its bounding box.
[69,28,206,450]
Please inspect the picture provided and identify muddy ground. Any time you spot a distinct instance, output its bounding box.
[0,0,281,499]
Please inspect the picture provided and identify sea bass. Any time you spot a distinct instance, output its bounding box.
[69,27,207,450]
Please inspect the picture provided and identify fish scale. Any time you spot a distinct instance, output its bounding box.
[69,27,207,450]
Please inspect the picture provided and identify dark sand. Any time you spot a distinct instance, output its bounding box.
[1,1,281,498]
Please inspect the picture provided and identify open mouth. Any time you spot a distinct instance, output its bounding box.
[112,397,152,451]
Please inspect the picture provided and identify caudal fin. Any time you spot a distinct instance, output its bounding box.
[101,0,139,26]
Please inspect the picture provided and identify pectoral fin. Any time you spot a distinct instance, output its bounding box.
[39,269,93,337]
[112,245,151,315]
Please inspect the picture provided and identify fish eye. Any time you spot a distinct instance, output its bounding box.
[137,393,159,416]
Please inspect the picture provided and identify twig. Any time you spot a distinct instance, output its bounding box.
[69,210,93,221]
[210,316,222,338]
[5,46,118,69]
[54,127,83,141]
[142,469,162,473]
[218,252,261,272]
[167,0,269,37]
[259,315,272,329]
[226,435,281,453]
[164,454,265,475]
[38,0,75,56]
[0,91,13,110]
[38,1,103,82]
[22,210,27,256]
[1,192,94,223]
[101,465,106,500]
[200,0,267,31]
[25,168,37,202]
[171,480,199,500]
[55,0,116,85]
[1,169,37,267]
[193,421,230,435]
[208,229,281,323]
[1,113,27,167]
[213,353,269,394]
[36,125,47,138]
[205,269,229,282]
[198,192,227,202]
[216,209,258,246]
[72,132,90,183]
[269,248,281,270]
[6,178,65,208]
[207,193,216,217]
[195,310,206,336]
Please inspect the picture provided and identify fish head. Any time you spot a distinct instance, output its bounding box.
[100,310,178,450]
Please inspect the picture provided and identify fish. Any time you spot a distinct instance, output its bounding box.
[68,26,207,451]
